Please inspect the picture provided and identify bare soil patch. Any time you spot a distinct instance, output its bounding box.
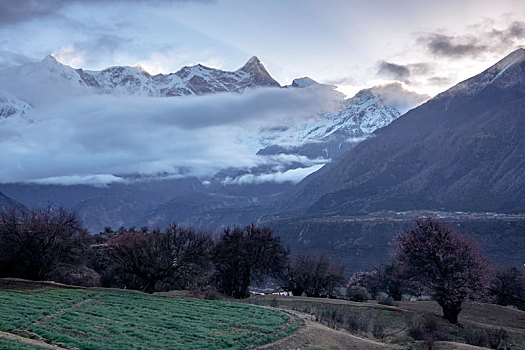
[0,278,85,292]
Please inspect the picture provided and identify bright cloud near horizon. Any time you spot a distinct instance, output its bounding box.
[1,0,524,97]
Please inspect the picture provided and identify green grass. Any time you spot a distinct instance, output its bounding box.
[0,288,294,349]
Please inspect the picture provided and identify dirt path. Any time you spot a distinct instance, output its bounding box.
[0,330,68,349]
[257,308,392,350]
[0,297,94,349]
[32,298,95,326]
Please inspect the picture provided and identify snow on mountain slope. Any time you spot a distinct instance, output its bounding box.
[0,89,32,120]
[440,48,525,99]
[0,55,281,101]
[284,48,525,215]
[290,77,318,88]
[0,55,92,104]
[217,82,402,186]
[255,83,400,160]
[0,53,406,188]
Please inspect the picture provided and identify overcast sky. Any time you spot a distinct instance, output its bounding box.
[1,0,524,97]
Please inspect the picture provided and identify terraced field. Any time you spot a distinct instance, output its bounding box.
[0,288,297,349]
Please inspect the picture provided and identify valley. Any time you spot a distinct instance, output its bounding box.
[265,210,525,274]
[1,2,525,349]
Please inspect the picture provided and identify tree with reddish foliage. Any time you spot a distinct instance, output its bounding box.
[281,251,346,297]
[213,225,288,298]
[0,207,87,281]
[395,217,489,324]
[107,223,212,293]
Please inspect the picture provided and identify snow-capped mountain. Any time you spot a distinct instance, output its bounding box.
[0,53,422,233]
[257,79,401,160]
[285,48,525,214]
[0,89,31,119]
[79,55,279,96]
[440,48,525,100]
[0,55,280,101]
[214,79,402,187]
[0,56,403,162]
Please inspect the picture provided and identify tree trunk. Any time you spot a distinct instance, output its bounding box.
[440,302,462,324]
[291,288,304,296]
[142,279,157,294]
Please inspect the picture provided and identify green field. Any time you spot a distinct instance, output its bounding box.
[0,288,297,349]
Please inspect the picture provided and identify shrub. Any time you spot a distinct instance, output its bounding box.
[465,327,510,349]
[487,327,509,349]
[408,315,450,342]
[345,313,369,332]
[372,321,386,339]
[465,327,511,350]
[318,306,344,329]
[465,329,488,347]
[346,287,371,302]
[376,293,397,306]
[270,298,278,308]
[190,285,220,300]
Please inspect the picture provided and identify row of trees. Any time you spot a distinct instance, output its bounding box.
[1,208,523,324]
[0,207,346,298]
[0,207,87,281]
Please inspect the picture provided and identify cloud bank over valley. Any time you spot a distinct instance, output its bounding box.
[0,84,342,185]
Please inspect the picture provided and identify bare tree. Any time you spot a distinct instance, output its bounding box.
[395,217,489,324]
[213,225,288,298]
[348,261,416,300]
[281,251,346,297]
[489,267,525,308]
[0,207,86,280]
[107,223,212,293]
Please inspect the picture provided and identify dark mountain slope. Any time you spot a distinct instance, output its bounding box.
[285,49,525,215]
[0,191,22,212]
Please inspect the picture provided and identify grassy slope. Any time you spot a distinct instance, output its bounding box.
[247,295,525,349]
[0,288,297,350]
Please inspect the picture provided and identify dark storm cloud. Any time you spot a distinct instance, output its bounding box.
[0,1,63,26]
[377,61,410,82]
[419,21,525,58]
[0,0,214,27]
[376,61,432,84]
[427,76,455,86]
[423,34,486,57]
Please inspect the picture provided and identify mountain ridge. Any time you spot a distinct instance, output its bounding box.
[0,191,22,212]
[0,54,281,99]
[283,48,525,215]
